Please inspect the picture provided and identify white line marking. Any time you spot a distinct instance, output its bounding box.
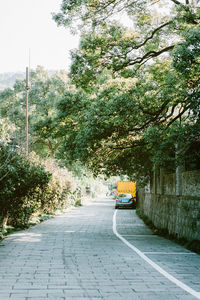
[143,252,195,255]
[122,235,158,237]
[117,224,145,226]
[113,210,200,299]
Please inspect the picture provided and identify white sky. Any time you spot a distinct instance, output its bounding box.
[0,0,80,73]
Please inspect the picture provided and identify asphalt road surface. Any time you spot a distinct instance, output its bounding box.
[0,197,199,300]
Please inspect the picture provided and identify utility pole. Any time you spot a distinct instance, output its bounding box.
[26,67,29,156]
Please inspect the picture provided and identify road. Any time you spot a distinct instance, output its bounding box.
[0,197,199,300]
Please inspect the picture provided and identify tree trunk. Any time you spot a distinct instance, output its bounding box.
[1,212,9,231]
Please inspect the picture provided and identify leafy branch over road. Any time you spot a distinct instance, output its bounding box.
[52,0,200,181]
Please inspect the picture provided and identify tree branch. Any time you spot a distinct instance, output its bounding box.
[166,104,191,127]
[108,140,146,150]
[169,0,189,9]
[129,45,176,66]
[113,45,175,71]
[138,99,170,116]
[132,21,172,50]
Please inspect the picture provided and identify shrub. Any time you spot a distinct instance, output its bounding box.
[36,158,77,213]
[0,146,106,230]
[0,144,51,228]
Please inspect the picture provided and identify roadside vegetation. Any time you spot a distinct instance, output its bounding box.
[0,138,106,237]
[0,68,107,238]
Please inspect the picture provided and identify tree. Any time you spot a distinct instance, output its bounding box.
[53,0,199,29]
[52,0,199,181]
[55,31,199,180]
[53,0,199,88]
[28,67,69,157]
[0,66,72,157]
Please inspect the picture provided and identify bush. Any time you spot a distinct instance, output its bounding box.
[0,147,106,231]
[31,157,78,214]
[0,144,51,228]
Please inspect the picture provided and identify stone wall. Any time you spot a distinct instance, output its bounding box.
[138,170,200,242]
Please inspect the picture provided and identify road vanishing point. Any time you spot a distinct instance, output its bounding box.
[0,197,199,300]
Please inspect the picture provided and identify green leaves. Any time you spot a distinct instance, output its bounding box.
[69,20,175,88]
[173,27,200,77]
[0,144,51,218]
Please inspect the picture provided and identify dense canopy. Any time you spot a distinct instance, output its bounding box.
[52,0,200,182]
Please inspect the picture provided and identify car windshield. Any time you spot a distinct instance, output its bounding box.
[118,193,132,198]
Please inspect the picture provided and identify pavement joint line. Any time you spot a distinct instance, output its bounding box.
[113,210,200,300]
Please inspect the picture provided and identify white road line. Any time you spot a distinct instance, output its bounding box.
[143,252,195,255]
[117,224,145,226]
[113,210,200,299]
[122,234,158,237]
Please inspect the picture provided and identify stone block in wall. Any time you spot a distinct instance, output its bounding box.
[182,170,200,196]
[163,173,176,195]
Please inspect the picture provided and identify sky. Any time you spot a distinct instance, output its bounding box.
[0,0,80,73]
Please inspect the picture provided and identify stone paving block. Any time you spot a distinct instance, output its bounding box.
[29,284,48,289]
[176,295,199,300]
[0,294,11,300]
[47,297,65,300]
[13,283,33,289]
[131,283,152,292]
[48,285,67,289]
[118,292,141,300]
[66,298,102,300]
[138,294,178,300]
[48,279,67,284]
[101,295,124,300]
[0,284,13,290]
[0,289,12,294]
[115,286,135,293]
[98,286,117,293]
[26,296,48,300]
[10,296,27,300]
[47,289,65,296]
[99,291,123,297]
[86,289,102,297]
[34,274,50,279]
[146,283,174,291]
[27,290,48,297]
[64,289,88,297]
[27,298,47,300]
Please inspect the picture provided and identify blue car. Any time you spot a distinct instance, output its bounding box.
[115,193,136,209]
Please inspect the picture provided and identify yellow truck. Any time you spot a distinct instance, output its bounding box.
[115,181,136,209]
[117,181,136,197]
